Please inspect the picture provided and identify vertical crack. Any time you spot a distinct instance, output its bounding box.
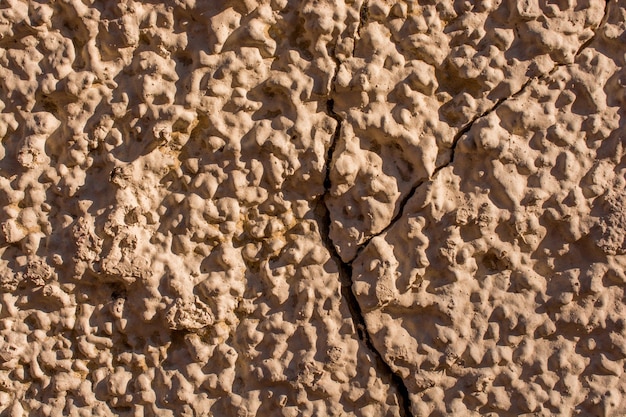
[316,104,413,416]
[318,212,414,417]
[317,2,612,416]
[357,1,369,37]
[319,10,414,412]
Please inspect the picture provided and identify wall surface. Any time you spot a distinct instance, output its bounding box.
[0,0,625,416]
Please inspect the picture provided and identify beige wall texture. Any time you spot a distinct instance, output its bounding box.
[0,0,625,416]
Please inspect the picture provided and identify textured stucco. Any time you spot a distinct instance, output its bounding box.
[0,0,625,416]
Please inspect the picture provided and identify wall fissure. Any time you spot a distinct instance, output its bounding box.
[320,1,615,414]
[318,102,414,417]
[0,0,623,415]
[318,7,415,413]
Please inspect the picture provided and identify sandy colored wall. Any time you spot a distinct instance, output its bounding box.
[0,0,625,416]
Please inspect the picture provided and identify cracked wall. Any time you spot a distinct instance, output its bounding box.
[0,0,625,416]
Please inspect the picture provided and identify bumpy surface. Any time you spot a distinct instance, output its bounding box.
[327,0,607,261]
[0,1,401,416]
[352,0,626,415]
[0,0,624,416]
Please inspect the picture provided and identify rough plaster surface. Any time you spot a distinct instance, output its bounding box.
[0,0,624,416]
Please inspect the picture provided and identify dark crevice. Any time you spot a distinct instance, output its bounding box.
[349,75,537,261]
[316,153,413,417]
[353,1,369,56]
[357,1,368,37]
[575,0,610,57]
[323,99,341,194]
[318,2,612,416]
[319,1,537,410]
[319,18,414,414]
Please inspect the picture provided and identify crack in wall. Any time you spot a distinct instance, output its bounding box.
[357,1,369,38]
[575,0,610,57]
[352,0,369,56]
[317,1,611,415]
[343,0,612,260]
[317,2,414,415]
[317,100,413,417]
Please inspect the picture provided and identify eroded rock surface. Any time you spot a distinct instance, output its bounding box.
[0,0,625,416]
[0,1,401,415]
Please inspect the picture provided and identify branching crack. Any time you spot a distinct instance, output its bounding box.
[350,0,612,255]
[316,109,413,417]
[319,7,414,414]
[316,203,413,417]
[318,2,611,416]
